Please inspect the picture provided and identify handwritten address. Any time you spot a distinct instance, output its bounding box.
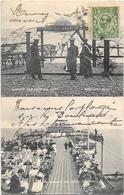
[11,98,123,131]
[8,3,87,41]
[10,3,49,24]
[9,3,86,24]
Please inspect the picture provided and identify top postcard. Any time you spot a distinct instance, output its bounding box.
[1,0,124,97]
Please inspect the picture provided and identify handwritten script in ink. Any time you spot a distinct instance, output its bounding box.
[10,3,49,23]
[9,3,88,41]
[11,98,123,131]
[10,26,26,41]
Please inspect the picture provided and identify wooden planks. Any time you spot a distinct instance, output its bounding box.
[45,137,82,195]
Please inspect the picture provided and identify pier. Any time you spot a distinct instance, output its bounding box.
[45,137,82,195]
[1,130,124,195]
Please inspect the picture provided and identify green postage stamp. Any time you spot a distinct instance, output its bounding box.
[92,7,119,39]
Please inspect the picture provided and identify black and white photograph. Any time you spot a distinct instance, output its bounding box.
[1,0,124,195]
[1,97,124,195]
[1,0,124,96]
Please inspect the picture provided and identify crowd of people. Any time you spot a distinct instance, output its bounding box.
[30,37,93,80]
[71,143,106,194]
[1,138,56,194]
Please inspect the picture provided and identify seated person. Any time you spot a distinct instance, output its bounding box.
[98,179,106,191]
[97,175,106,192]
[9,170,25,193]
[29,165,38,177]
[1,161,7,174]
[39,162,49,181]
[1,179,10,192]
[52,143,57,154]
[32,142,37,151]
[31,173,44,193]
[20,174,29,193]
[2,165,13,177]
[2,165,14,187]
[43,147,48,156]
[84,157,91,169]
[68,141,73,148]
[37,147,43,156]
[38,140,44,149]
[82,176,91,192]
[91,160,101,174]
[79,164,85,177]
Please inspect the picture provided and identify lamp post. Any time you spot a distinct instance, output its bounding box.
[94,129,98,155]
[101,135,104,173]
[87,117,90,156]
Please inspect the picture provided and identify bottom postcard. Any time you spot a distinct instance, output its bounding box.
[1,97,124,195]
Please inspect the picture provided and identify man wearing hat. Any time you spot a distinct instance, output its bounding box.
[66,37,78,80]
[79,39,93,78]
[30,39,42,80]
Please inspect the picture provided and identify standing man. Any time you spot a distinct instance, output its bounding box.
[79,39,93,78]
[30,39,42,80]
[64,142,68,151]
[66,37,78,80]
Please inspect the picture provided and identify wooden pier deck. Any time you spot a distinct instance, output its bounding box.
[44,137,82,195]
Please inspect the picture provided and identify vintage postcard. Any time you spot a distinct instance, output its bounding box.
[1,0,124,96]
[1,0,124,195]
[1,97,124,194]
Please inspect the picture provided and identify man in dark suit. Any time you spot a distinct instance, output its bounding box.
[30,39,42,80]
[66,37,78,80]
